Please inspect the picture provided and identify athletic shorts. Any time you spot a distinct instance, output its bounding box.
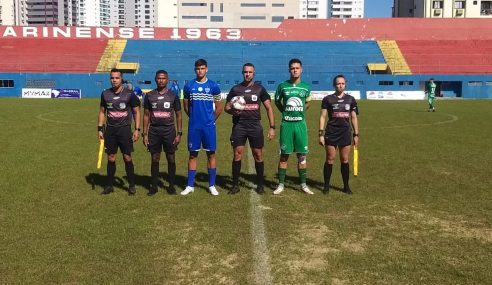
[279,121,308,154]
[104,125,133,155]
[230,120,264,148]
[187,125,216,152]
[325,127,352,147]
[147,125,176,154]
[428,96,435,105]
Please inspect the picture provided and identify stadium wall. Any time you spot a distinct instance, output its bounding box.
[1,72,491,99]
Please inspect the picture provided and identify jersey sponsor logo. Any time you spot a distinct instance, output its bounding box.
[284,116,303,121]
[158,96,164,100]
[251,95,258,101]
[108,111,127,118]
[154,111,171,118]
[333,112,350,118]
[113,96,120,100]
[244,104,259,111]
[107,102,113,109]
[151,103,157,108]
[245,89,251,93]
[285,97,304,112]
[164,102,170,108]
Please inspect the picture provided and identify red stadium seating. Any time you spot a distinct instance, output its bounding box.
[398,40,492,74]
[0,38,107,73]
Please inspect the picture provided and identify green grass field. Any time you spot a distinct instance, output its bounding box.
[0,98,491,284]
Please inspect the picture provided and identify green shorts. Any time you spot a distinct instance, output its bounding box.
[428,96,435,105]
[279,121,309,155]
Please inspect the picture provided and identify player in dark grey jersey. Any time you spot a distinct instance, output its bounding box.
[98,68,141,195]
[319,75,359,195]
[143,70,183,195]
[224,63,276,194]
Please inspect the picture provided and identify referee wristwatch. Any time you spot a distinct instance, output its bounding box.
[135,128,141,132]
[353,133,359,137]
[269,125,275,129]
[177,131,183,136]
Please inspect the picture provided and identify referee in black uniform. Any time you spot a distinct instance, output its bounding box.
[98,68,141,195]
[224,63,276,194]
[318,74,359,194]
[142,70,182,195]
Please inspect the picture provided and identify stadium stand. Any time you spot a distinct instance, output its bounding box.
[397,40,492,74]
[0,38,107,73]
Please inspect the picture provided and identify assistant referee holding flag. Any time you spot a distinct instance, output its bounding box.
[98,68,141,195]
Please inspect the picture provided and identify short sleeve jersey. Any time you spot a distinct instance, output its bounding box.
[144,89,181,127]
[321,93,358,131]
[100,87,141,127]
[226,83,271,124]
[183,79,221,129]
[274,80,311,122]
[426,82,436,97]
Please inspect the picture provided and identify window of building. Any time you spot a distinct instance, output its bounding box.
[454,1,465,9]
[255,80,262,85]
[241,16,266,20]
[182,2,207,6]
[241,3,266,7]
[0,80,14,88]
[272,3,284,7]
[399,81,413,86]
[312,80,319,85]
[433,1,443,9]
[378,81,394,86]
[272,16,284,22]
[210,3,214,12]
[468,81,483,86]
[182,15,207,19]
[210,16,223,22]
[267,80,275,85]
[220,3,224,12]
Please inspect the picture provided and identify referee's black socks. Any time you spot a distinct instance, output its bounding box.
[255,161,264,187]
[168,162,176,187]
[323,162,332,192]
[125,160,135,187]
[107,161,116,187]
[232,160,241,186]
[151,161,159,188]
[341,162,350,189]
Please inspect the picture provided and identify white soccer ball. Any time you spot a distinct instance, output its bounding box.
[231,96,246,111]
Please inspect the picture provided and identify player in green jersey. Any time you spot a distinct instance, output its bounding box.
[426,78,436,112]
[273,58,313,195]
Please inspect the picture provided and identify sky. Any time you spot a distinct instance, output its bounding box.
[364,0,394,18]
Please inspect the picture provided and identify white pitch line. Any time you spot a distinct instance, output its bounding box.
[247,144,273,285]
[36,110,92,126]
[361,113,458,130]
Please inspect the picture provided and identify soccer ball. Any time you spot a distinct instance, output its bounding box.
[231,96,246,111]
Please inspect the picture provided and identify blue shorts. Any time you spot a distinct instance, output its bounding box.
[187,126,216,152]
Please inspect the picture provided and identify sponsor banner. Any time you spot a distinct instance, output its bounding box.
[311,91,361,100]
[51,89,81,99]
[366,91,425,100]
[22,88,51,98]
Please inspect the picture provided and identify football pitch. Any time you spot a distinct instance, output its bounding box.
[0,98,491,284]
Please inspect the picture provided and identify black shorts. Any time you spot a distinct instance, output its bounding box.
[104,125,133,155]
[230,120,264,148]
[147,125,177,154]
[325,128,352,147]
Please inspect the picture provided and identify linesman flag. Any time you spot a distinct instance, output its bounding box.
[353,146,359,177]
[97,139,105,169]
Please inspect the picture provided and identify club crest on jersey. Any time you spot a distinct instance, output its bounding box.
[164,102,170,108]
[285,97,304,111]
[252,95,257,101]
[205,87,210,93]
[119,103,126,109]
